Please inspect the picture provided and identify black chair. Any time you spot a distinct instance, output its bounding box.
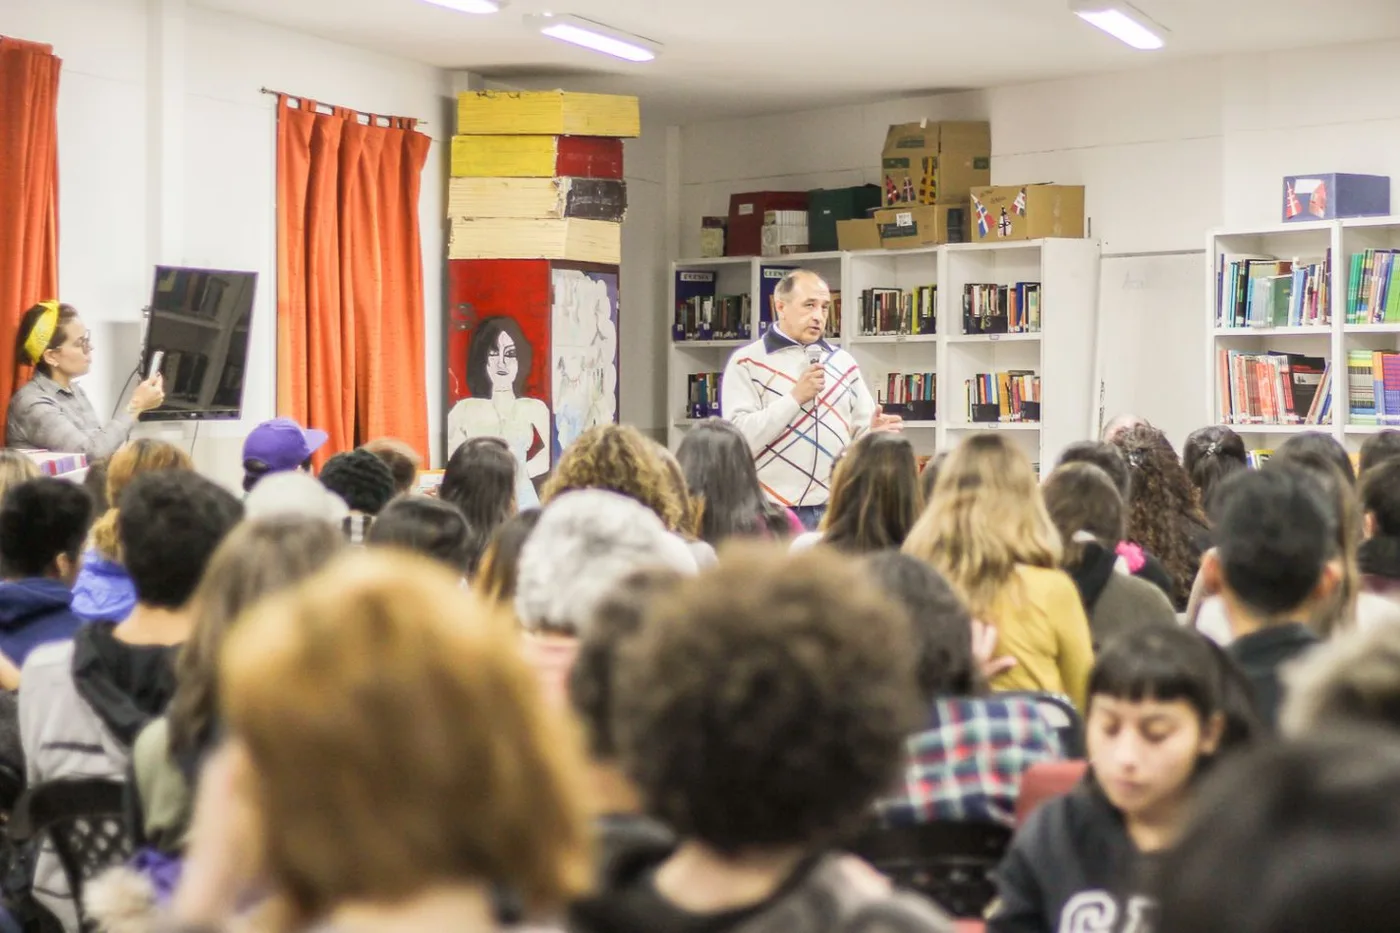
[847,820,1012,918]
[9,780,133,933]
[1000,691,1085,758]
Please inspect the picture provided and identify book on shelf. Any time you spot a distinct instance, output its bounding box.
[1216,252,1330,328]
[826,291,842,340]
[686,372,723,419]
[962,282,1041,335]
[859,285,935,336]
[877,370,936,420]
[1347,249,1400,325]
[1246,449,1273,469]
[674,269,751,341]
[1216,349,1330,425]
[965,371,1040,423]
[1347,350,1400,425]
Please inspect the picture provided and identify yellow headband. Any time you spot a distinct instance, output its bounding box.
[23,301,60,365]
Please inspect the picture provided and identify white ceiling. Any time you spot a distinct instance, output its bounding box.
[194,0,1400,122]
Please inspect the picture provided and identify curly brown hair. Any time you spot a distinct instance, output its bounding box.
[1114,425,1207,610]
[541,425,686,533]
[614,544,921,854]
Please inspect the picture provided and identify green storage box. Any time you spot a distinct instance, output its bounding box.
[807,185,883,252]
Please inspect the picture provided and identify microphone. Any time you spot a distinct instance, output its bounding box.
[805,345,823,368]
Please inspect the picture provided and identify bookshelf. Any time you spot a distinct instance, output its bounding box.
[667,240,1103,471]
[1206,218,1400,457]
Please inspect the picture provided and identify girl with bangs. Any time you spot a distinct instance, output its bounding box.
[904,433,1094,710]
[988,625,1259,933]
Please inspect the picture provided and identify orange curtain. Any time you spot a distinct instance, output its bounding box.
[0,38,61,412]
[276,95,431,466]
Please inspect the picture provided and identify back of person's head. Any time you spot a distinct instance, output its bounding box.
[92,438,194,561]
[865,551,977,700]
[1114,425,1204,608]
[615,545,921,854]
[1282,623,1400,736]
[569,567,683,761]
[1207,468,1336,622]
[221,552,591,924]
[1276,430,1356,486]
[654,443,703,541]
[318,450,397,517]
[1101,413,1147,444]
[119,471,244,610]
[361,438,422,496]
[675,419,768,546]
[1155,731,1400,933]
[0,450,40,505]
[1042,461,1125,570]
[1057,440,1132,500]
[542,424,687,533]
[82,457,110,515]
[1259,456,1359,636]
[440,437,517,572]
[367,496,472,576]
[1360,459,1400,538]
[904,432,1060,616]
[168,517,345,763]
[1183,426,1248,513]
[1359,429,1400,476]
[820,434,923,553]
[243,471,349,526]
[474,508,541,607]
[919,451,947,503]
[0,478,93,581]
[515,491,697,635]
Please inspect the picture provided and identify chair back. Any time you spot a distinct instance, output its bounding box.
[1015,760,1089,827]
[999,691,1085,757]
[848,820,1012,918]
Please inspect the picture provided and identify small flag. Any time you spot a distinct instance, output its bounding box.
[885,176,899,205]
[1309,181,1329,218]
[973,196,990,237]
[901,175,916,204]
[998,208,1013,238]
[1013,187,1028,216]
[1285,182,1302,219]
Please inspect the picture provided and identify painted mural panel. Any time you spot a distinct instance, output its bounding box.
[550,267,619,459]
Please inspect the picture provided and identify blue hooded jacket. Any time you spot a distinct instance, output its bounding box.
[0,578,85,666]
[70,550,137,624]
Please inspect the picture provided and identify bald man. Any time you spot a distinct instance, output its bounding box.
[721,269,902,530]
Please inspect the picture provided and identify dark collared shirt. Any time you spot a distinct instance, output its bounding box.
[6,373,133,458]
[1228,622,1320,729]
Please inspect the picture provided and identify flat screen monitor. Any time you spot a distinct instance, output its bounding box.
[140,266,257,422]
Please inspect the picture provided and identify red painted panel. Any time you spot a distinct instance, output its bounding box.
[446,259,553,408]
[556,136,624,180]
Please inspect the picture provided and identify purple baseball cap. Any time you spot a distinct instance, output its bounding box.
[242,418,329,473]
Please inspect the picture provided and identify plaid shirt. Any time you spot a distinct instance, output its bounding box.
[875,696,1063,829]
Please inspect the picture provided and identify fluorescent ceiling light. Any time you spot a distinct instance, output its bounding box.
[1070,1,1166,50]
[526,13,661,62]
[422,0,506,13]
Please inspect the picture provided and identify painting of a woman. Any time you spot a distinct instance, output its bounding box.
[447,316,550,509]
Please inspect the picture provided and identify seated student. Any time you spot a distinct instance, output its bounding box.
[0,449,40,503]
[1113,426,1210,612]
[474,508,541,606]
[1277,429,1356,486]
[1358,459,1400,615]
[542,424,693,539]
[1359,428,1400,476]
[1281,620,1400,736]
[1198,468,1335,729]
[988,626,1255,933]
[675,419,797,548]
[1155,732,1400,933]
[0,478,93,665]
[318,449,397,544]
[360,437,421,497]
[439,437,517,575]
[1181,426,1247,515]
[367,496,472,577]
[572,546,952,933]
[792,434,924,554]
[242,470,349,526]
[1054,441,1174,601]
[19,471,242,928]
[515,491,697,706]
[239,417,327,494]
[161,553,591,933]
[1041,463,1177,649]
[869,553,1062,829]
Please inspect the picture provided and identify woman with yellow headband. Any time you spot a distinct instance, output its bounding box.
[6,302,165,458]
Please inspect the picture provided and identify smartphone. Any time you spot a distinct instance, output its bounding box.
[146,350,165,381]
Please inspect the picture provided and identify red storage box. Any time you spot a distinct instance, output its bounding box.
[726,191,808,257]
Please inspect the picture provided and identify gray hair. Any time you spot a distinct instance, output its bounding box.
[774,269,827,304]
[1282,622,1400,737]
[514,489,698,635]
[244,471,348,526]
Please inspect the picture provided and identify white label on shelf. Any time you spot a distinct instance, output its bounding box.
[896,212,914,227]
[679,271,715,282]
[989,334,1000,341]
[739,204,755,215]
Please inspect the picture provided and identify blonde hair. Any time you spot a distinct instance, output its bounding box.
[903,433,1061,617]
[91,439,193,560]
[541,424,686,533]
[222,552,591,929]
[0,451,40,504]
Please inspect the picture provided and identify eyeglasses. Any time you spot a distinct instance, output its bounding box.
[68,335,93,353]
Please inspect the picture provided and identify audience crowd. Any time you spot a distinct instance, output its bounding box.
[0,412,1396,933]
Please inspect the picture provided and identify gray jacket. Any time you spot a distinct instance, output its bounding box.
[6,373,133,459]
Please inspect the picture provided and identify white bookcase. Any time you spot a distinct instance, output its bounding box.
[1205,217,1400,457]
[667,238,1102,472]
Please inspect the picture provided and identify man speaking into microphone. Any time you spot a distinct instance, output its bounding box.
[722,269,903,531]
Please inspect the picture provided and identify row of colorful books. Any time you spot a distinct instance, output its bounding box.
[1347,250,1400,325]
[859,285,936,336]
[966,370,1040,422]
[686,372,722,419]
[1348,350,1400,424]
[1215,350,1331,425]
[1216,254,1330,328]
[673,294,751,341]
[878,370,936,420]
[962,282,1041,335]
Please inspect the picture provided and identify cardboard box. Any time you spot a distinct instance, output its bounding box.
[727,191,808,257]
[1284,173,1390,222]
[700,217,726,258]
[837,218,882,251]
[873,203,970,249]
[881,121,991,207]
[969,185,1085,242]
[450,135,623,179]
[456,90,640,138]
[808,184,883,252]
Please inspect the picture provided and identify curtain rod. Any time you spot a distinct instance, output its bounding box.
[259,87,428,127]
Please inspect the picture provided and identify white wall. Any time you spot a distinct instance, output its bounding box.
[670,39,1400,447]
[2,0,448,486]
